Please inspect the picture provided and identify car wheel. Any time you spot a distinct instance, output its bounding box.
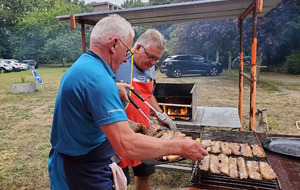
[0,68,5,73]
[209,67,218,76]
[171,68,182,78]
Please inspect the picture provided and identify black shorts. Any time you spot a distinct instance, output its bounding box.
[122,163,155,185]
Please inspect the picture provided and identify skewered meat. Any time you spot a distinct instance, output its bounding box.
[210,155,220,174]
[218,154,229,175]
[251,145,266,158]
[237,157,248,179]
[211,141,221,154]
[228,157,239,178]
[220,142,232,155]
[202,139,212,152]
[229,142,241,156]
[246,161,262,180]
[199,154,210,171]
[146,123,161,136]
[259,162,277,180]
[240,144,253,157]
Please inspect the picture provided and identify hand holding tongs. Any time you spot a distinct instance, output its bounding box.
[117,80,167,121]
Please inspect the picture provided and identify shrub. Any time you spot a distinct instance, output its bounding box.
[283,50,300,74]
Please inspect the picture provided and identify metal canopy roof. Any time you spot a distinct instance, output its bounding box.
[57,0,281,26]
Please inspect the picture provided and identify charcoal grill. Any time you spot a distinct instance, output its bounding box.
[154,83,197,122]
[190,130,281,190]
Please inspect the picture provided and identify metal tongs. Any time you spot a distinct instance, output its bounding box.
[190,126,204,184]
[127,95,154,125]
[129,88,168,121]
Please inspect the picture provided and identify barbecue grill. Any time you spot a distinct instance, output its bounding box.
[189,130,281,190]
[153,83,241,130]
[154,83,197,122]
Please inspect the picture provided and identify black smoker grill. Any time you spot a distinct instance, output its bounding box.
[154,83,197,122]
[190,130,281,190]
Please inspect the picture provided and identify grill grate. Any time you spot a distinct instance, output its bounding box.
[190,130,280,190]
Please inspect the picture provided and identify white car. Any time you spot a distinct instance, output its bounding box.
[0,60,13,73]
[20,63,28,70]
[2,59,23,71]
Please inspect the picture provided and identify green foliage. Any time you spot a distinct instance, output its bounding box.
[20,76,26,83]
[267,116,279,130]
[8,0,89,63]
[121,0,147,8]
[284,50,300,74]
[148,0,177,5]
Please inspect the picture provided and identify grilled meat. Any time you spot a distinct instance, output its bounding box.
[240,144,253,157]
[246,161,262,180]
[160,130,175,140]
[211,141,221,154]
[228,157,239,178]
[163,155,181,162]
[251,144,266,158]
[220,142,232,155]
[210,154,220,174]
[146,123,161,136]
[199,154,210,171]
[174,131,186,138]
[259,162,277,180]
[237,157,248,179]
[229,142,241,156]
[154,130,165,138]
[202,139,212,152]
[160,130,190,162]
[218,153,229,175]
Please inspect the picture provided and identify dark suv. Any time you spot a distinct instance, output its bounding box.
[161,55,222,78]
[23,60,39,69]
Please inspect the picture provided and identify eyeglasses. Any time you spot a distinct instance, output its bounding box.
[141,45,160,63]
[119,39,134,59]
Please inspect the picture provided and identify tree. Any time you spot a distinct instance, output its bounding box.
[9,0,87,63]
[121,0,146,8]
[0,0,47,58]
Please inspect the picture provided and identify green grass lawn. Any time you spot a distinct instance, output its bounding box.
[0,66,299,189]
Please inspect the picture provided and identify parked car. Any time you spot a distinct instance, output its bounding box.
[20,63,28,70]
[0,60,13,73]
[2,59,22,71]
[23,60,38,69]
[232,53,251,68]
[160,57,171,73]
[163,55,223,78]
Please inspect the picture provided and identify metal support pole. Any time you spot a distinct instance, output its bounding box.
[238,18,244,130]
[250,3,258,131]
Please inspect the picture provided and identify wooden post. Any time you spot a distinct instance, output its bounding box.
[70,15,76,29]
[81,22,86,53]
[216,51,219,62]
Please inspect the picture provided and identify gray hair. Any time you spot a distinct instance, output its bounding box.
[133,29,167,51]
[90,14,135,46]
